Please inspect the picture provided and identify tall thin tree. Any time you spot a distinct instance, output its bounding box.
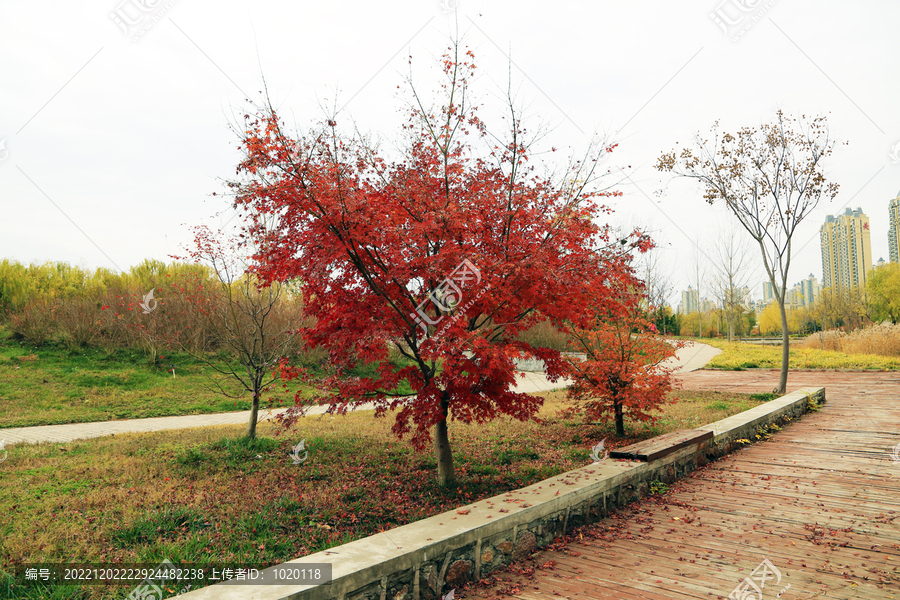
[658,111,841,393]
[710,221,753,341]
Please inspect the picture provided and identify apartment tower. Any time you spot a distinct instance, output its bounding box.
[820,207,873,291]
[889,191,900,263]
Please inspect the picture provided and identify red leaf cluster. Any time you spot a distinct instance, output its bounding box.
[227,46,646,460]
[566,287,684,435]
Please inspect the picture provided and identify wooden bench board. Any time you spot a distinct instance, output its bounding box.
[609,428,713,462]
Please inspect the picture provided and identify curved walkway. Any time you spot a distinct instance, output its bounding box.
[0,343,720,447]
[665,340,722,372]
[0,371,572,447]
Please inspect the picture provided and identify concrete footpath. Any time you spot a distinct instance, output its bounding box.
[666,339,722,372]
[1,343,719,447]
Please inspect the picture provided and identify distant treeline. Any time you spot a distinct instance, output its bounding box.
[0,259,215,314]
[0,259,304,360]
[0,259,578,359]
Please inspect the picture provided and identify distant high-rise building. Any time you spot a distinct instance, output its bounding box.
[762,281,781,304]
[799,273,820,306]
[680,286,699,314]
[786,284,802,307]
[785,274,820,307]
[820,207,873,291]
[889,192,900,263]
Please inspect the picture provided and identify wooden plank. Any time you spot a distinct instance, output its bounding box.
[470,372,900,600]
[609,429,713,462]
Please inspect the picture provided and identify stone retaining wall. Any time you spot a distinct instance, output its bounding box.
[177,386,825,600]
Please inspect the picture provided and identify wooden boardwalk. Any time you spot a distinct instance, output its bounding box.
[470,371,900,600]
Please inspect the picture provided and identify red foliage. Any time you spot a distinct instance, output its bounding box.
[228,45,644,481]
[566,285,684,436]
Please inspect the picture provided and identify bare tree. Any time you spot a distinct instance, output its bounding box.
[710,221,753,341]
[658,110,841,393]
[179,225,306,439]
[637,241,675,334]
[686,239,708,338]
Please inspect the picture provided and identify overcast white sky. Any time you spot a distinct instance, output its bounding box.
[2,1,899,307]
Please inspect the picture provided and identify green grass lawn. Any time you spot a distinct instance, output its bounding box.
[0,333,416,429]
[700,339,900,370]
[0,341,286,428]
[0,388,771,599]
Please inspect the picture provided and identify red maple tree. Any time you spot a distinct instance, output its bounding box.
[227,44,646,485]
[566,283,684,437]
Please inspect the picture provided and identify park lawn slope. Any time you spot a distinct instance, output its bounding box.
[0,388,768,599]
[0,342,287,428]
[0,335,416,429]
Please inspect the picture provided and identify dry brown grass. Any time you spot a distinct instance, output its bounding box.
[516,319,571,351]
[800,322,900,357]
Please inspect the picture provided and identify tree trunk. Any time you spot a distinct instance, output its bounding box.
[614,401,625,437]
[776,300,790,395]
[434,393,455,486]
[246,391,259,439]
